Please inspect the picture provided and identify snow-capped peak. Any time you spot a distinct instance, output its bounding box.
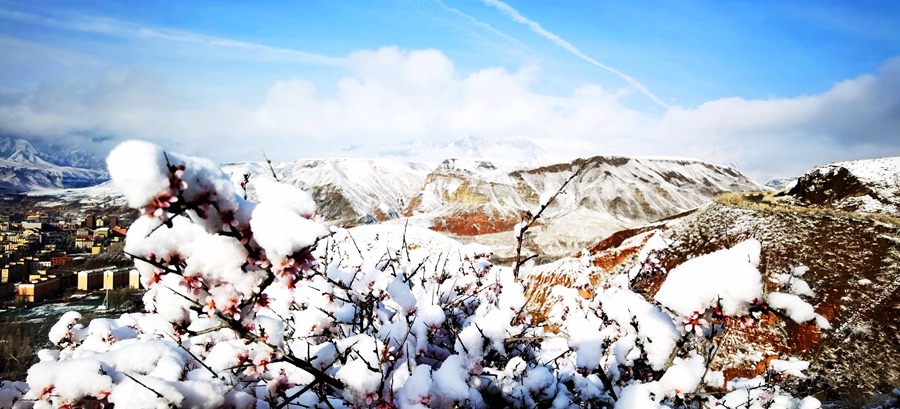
[0,136,109,192]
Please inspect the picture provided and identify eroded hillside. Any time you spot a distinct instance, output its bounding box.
[577,197,900,401]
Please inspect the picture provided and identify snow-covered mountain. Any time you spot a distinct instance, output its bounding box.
[33,158,430,223]
[223,158,431,226]
[30,153,762,260]
[786,156,900,215]
[0,137,108,192]
[404,155,763,258]
[765,177,796,192]
[341,135,542,163]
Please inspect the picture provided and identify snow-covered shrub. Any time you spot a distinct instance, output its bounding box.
[2,141,827,408]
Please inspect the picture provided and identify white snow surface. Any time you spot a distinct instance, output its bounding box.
[767,292,830,329]
[655,239,764,317]
[406,154,760,257]
[828,156,900,186]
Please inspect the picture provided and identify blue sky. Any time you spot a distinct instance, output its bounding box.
[1,0,899,180]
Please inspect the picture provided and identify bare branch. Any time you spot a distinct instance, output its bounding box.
[262,150,279,181]
[513,166,583,279]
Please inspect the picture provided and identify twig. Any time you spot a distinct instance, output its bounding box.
[167,333,220,379]
[262,150,279,181]
[274,380,319,409]
[122,372,177,408]
[401,220,410,264]
[513,166,583,279]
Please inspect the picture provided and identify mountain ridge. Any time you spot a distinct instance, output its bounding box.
[22,152,763,260]
[0,136,109,192]
[402,154,763,259]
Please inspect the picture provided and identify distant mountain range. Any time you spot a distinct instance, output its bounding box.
[0,137,108,193]
[404,155,763,259]
[764,177,797,191]
[26,147,766,259]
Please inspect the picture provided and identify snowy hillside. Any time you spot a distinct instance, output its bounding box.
[0,137,108,192]
[765,177,797,192]
[224,158,430,226]
[575,199,900,399]
[27,181,127,208]
[786,156,900,214]
[404,158,535,234]
[405,155,763,259]
[35,154,760,247]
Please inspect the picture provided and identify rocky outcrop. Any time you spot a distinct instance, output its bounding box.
[789,166,873,204]
[404,158,538,236]
[558,201,900,400]
[786,156,900,215]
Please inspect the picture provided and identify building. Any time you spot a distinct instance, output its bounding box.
[129,269,142,289]
[59,271,77,289]
[21,221,43,230]
[77,269,105,291]
[103,268,130,290]
[110,227,128,242]
[24,212,50,223]
[18,230,41,246]
[1,262,26,283]
[51,256,73,267]
[75,228,94,250]
[0,282,14,299]
[17,276,61,302]
[26,258,51,274]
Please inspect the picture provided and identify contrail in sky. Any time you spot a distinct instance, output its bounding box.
[433,0,529,52]
[482,0,669,109]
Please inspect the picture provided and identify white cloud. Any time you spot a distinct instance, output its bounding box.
[0,47,898,182]
[0,9,345,67]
